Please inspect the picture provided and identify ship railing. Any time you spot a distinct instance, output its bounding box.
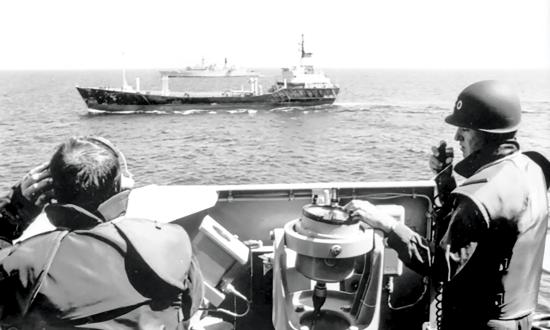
[302,83,335,89]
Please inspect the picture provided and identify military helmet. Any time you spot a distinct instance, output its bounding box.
[445,80,521,133]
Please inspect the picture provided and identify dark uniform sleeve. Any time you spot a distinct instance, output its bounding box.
[0,249,20,324]
[0,183,42,246]
[387,222,432,275]
[439,197,488,280]
[386,197,488,281]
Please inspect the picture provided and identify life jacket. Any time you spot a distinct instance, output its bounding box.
[443,152,548,326]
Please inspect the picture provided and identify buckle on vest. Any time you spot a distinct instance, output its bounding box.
[495,293,504,306]
[499,258,510,272]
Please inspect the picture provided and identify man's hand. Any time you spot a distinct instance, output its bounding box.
[429,140,453,174]
[20,162,53,208]
[343,200,398,233]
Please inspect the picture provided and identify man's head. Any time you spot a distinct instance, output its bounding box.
[446,80,521,157]
[49,136,121,211]
[453,128,517,157]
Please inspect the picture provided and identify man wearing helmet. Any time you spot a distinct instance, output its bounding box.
[346,80,549,329]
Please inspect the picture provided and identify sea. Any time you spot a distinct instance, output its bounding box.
[1,69,549,193]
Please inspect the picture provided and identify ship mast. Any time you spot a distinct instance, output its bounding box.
[121,52,132,91]
[301,34,312,59]
[301,34,305,59]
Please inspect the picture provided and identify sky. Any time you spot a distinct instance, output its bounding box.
[0,0,549,70]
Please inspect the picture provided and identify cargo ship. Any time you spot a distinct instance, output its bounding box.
[76,35,339,113]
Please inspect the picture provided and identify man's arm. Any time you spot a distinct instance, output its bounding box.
[386,222,432,275]
[0,163,53,245]
[344,197,488,279]
[344,200,432,275]
[0,185,40,246]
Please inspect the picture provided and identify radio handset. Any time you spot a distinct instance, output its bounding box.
[433,142,456,204]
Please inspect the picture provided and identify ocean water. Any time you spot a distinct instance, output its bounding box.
[1,69,549,192]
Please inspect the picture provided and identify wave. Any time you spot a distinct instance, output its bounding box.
[227,109,252,114]
[270,106,303,112]
[332,104,448,115]
[87,109,140,115]
[174,109,207,115]
[522,108,544,114]
[269,104,337,113]
[334,101,449,113]
[86,108,260,116]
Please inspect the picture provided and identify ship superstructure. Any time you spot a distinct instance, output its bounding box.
[268,34,339,103]
[274,34,337,89]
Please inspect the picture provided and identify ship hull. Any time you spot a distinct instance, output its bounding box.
[76,87,339,112]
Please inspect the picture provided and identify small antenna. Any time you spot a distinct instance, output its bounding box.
[121,52,129,90]
[301,34,305,58]
[300,34,312,59]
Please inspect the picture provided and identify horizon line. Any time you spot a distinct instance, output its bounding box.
[0,67,548,72]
